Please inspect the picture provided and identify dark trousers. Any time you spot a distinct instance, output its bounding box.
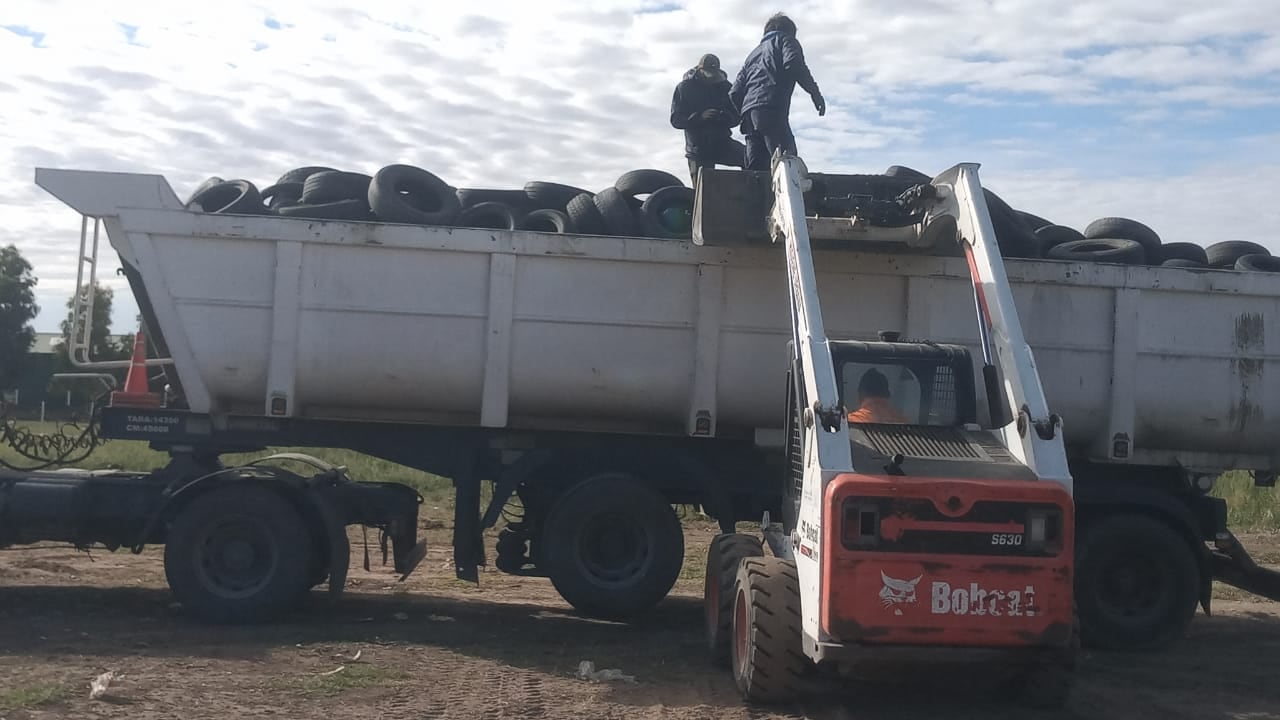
[687,138,747,185]
[742,107,797,171]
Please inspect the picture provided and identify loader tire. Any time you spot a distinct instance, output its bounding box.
[518,208,574,234]
[1235,254,1280,273]
[1075,514,1198,650]
[593,188,640,237]
[302,171,373,205]
[1206,240,1271,268]
[615,168,684,197]
[164,485,312,624]
[1157,241,1209,265]
[368,164,460,226]
[731,557,808,704]
[1016,608,1079,709]
[1083,217,1161,259]
[276,166,336,186]
[1033,224,1085,253]
[704,533,764,665]
[540,473,683,621]
[188,180,265,215]
[566,192,607,235]
[524,181,591,210]
[640,186,695,239]
[456,201,518,230]
[1047,238,1146,265]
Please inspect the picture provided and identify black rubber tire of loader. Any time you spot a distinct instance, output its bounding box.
[704,533,764,665]
[730,556,808,704]
[1014,608,1079,709]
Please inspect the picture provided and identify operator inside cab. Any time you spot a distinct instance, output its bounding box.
[846,369,908,425]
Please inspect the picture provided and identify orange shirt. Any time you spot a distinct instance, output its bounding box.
[847,397,908,425]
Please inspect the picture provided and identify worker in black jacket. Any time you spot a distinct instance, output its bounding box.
[670,54,745,185]
[729,13,825,171]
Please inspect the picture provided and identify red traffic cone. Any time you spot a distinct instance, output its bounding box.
[110,330,162,408]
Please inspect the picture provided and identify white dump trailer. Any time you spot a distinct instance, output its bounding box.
[3,166,1278,651]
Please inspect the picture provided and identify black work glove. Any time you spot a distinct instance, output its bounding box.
[812,92,826,117]
[700,108,722,122]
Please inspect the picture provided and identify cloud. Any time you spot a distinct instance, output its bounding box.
[0,0,1277,334]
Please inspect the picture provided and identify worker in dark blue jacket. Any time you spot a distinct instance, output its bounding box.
[729,13,825,171]
[670,54,745,185]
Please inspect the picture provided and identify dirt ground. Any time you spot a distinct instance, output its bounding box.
[3,524,1280,720]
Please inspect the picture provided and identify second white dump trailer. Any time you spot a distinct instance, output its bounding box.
[0,164,1276,653]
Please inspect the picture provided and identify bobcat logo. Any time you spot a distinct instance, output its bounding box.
[879,572,922,616]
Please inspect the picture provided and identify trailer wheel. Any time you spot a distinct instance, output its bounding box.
[704,533,764,665]
[164,485,313,624]
[731,557,808,704]
[1076,514,1198,650]
[540,473,683,621]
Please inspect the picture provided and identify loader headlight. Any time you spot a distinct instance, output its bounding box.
[1029,513,1047,545]
[1026,509,1062,553]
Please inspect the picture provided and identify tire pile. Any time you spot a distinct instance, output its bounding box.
[880,165,1277,273]
[183,165,697,240]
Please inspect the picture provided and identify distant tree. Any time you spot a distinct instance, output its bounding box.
[0,245,39,391]
[58,283,132,365]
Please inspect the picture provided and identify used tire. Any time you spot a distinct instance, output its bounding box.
[1047,238,1146,265]
[704,533,763,665]
[457,188,531,211]
[456,201,518,231]
[883,165,931,182]
[188,180,264,215]
[1236,254,1280,273]
[594,187,641,237]
[615,169,684,197]
[1161,258,1207,269]
[540,473,683,621]
[731,557,807,703]
[1075,514,1199,650]
[1206,240,1271,268]
[640,186,695,239]
[184,176,224,208]
[1157,242,1209,265]
[1084,217,1161,260]
[276,166,336,186]
[277,199,371,221]
[985,189,1040,258]
[163,485,313,623]
[1018,210,1054,232]
[1034,225,1085,252]
[566,192,607,235]
[518,208,574,234]
[302,171,373,205]
[368,164,460,226]
[260,182,303,211]
[525,181,591,211]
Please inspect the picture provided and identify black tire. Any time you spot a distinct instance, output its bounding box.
[615,169,684,197]
[1083,217,1161,259]
[457,188,531,211]
[1047,238,1146,265]
[540,473,683,621]
[1034,224,1085,252]
[704,534,764,665]
[260,182,303,211]
[985,189,1040,258]
[1075,514,1199,650]
[1016,608,1078,709]
[883,165,932,182]
[566,192,607,235]
[276,199,372,222]
[524,181,591,210]
[163,485,313,624]
[640,186,695,239]
[593,188,640,237]
[302,171,373,205]
[1157,241,1209,265]
[1236,254,1280,273]
[731,557,807,704]
[1018,210,1054,231]
[188,180,264,215]
[276,166,336,186]
[518,208,574,234]
[368,164,460,226]
[1161,258,1207,269]
[184,176,224,207]
[1206,240,1271,268]
[456,201,518,230]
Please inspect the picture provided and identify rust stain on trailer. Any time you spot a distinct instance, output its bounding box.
[1235,313,1265,352]
[1228,357,1264,434]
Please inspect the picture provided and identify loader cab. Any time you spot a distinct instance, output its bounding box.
[832,339,979,429]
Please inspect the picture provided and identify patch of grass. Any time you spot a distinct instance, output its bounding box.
[276,663,408,697]
[1212,471,1280,531]
[0,682,70,712]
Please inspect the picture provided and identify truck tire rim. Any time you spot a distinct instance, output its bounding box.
[578,512,650,587]
[732,587,749,680]
[1096,554,1165,621]
[194,515,280,600]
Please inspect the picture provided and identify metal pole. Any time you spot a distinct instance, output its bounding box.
[40,401,46,423]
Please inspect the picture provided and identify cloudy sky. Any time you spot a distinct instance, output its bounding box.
[2,1,1278,333]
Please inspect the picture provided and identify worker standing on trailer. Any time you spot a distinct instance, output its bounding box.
[670,53,746,185]
[729,13,825,171]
